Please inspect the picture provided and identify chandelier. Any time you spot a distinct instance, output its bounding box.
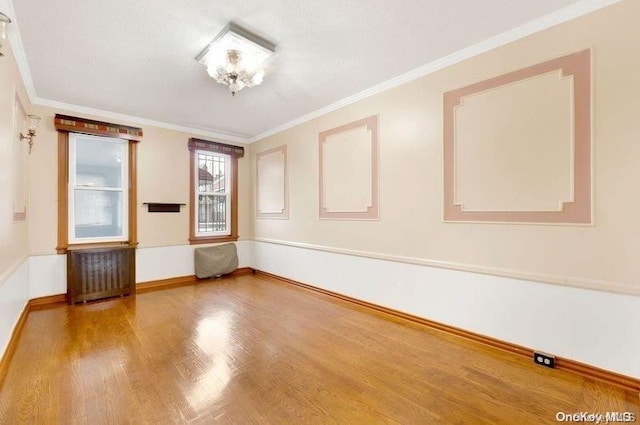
[196,23,275,96]
[0,11,11,57]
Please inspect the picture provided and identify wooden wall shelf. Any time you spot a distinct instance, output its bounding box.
[143,203,186,213]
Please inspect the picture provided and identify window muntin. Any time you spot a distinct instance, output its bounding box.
[68,133,128,243]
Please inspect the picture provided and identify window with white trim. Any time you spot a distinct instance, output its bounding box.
[68,133,129,243]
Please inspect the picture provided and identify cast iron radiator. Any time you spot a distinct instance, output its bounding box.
[66,246,136,304]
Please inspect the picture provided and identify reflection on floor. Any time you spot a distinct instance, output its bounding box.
[0,274,637,424]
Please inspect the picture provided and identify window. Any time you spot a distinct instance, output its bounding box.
[68,134,128,243]
[188,138,243,244]
[195,150,230,236]
[55,114,142,254]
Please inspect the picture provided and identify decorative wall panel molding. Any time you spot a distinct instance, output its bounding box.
[443,49,592,224]
[319,116,379,220]
[12,94,27,222]
[256,145,288,219]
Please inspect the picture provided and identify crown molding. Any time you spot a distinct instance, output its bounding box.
[3,0,624,145]
[3,0,249,144]
[248,0,624,143]
[2,0,37,101]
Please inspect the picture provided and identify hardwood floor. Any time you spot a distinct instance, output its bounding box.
[0,274,637,424]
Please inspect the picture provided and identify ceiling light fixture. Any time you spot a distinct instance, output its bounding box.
[0,12,11,57]
[196,23,275,96]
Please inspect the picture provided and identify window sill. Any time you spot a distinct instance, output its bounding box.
[56,241,136,254]
[189,235,239,245]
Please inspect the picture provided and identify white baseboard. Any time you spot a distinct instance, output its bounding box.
[0,260,29,358]
[27,241,254,297]
[252,240,640,379]
[29,255,66,299]
[136,240,252,283]
[21,239,640,379]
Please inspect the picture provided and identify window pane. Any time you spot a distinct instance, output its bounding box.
[198,153,226,194]
[74,189,124,239]
[198,194,227,233]
[75,137,125,188]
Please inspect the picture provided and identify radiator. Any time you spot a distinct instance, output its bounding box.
[194,243,238,279]
[67,246,136,304]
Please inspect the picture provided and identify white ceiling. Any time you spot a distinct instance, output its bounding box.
[9,0,602,141]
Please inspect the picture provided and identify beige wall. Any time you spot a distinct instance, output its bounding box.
[0,39,30,279]
[251,0,640,295]
[27,107,251,255]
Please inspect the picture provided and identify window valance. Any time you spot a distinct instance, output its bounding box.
[54,114,143,141]
[188,138,244,158]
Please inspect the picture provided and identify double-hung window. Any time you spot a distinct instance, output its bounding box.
[68,133,129,243]
[188,138,243,244]
[194,150,230,236]
[55,114,141,253]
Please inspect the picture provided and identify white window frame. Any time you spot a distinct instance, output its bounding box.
[194,150,231,237]
[68,133,129,244]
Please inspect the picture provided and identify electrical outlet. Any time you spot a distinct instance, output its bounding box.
[533,352,555,368]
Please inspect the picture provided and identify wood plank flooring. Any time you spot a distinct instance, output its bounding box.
[0,274,637,424]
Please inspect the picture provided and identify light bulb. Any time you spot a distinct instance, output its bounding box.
[26,115,41,133]
[0,13,11,53]
[250,69,265,86]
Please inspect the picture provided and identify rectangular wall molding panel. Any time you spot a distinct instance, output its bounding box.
[443,49,592,224]
[256,145,289,219]
[319,116,379,220]
[12,93,28,222]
